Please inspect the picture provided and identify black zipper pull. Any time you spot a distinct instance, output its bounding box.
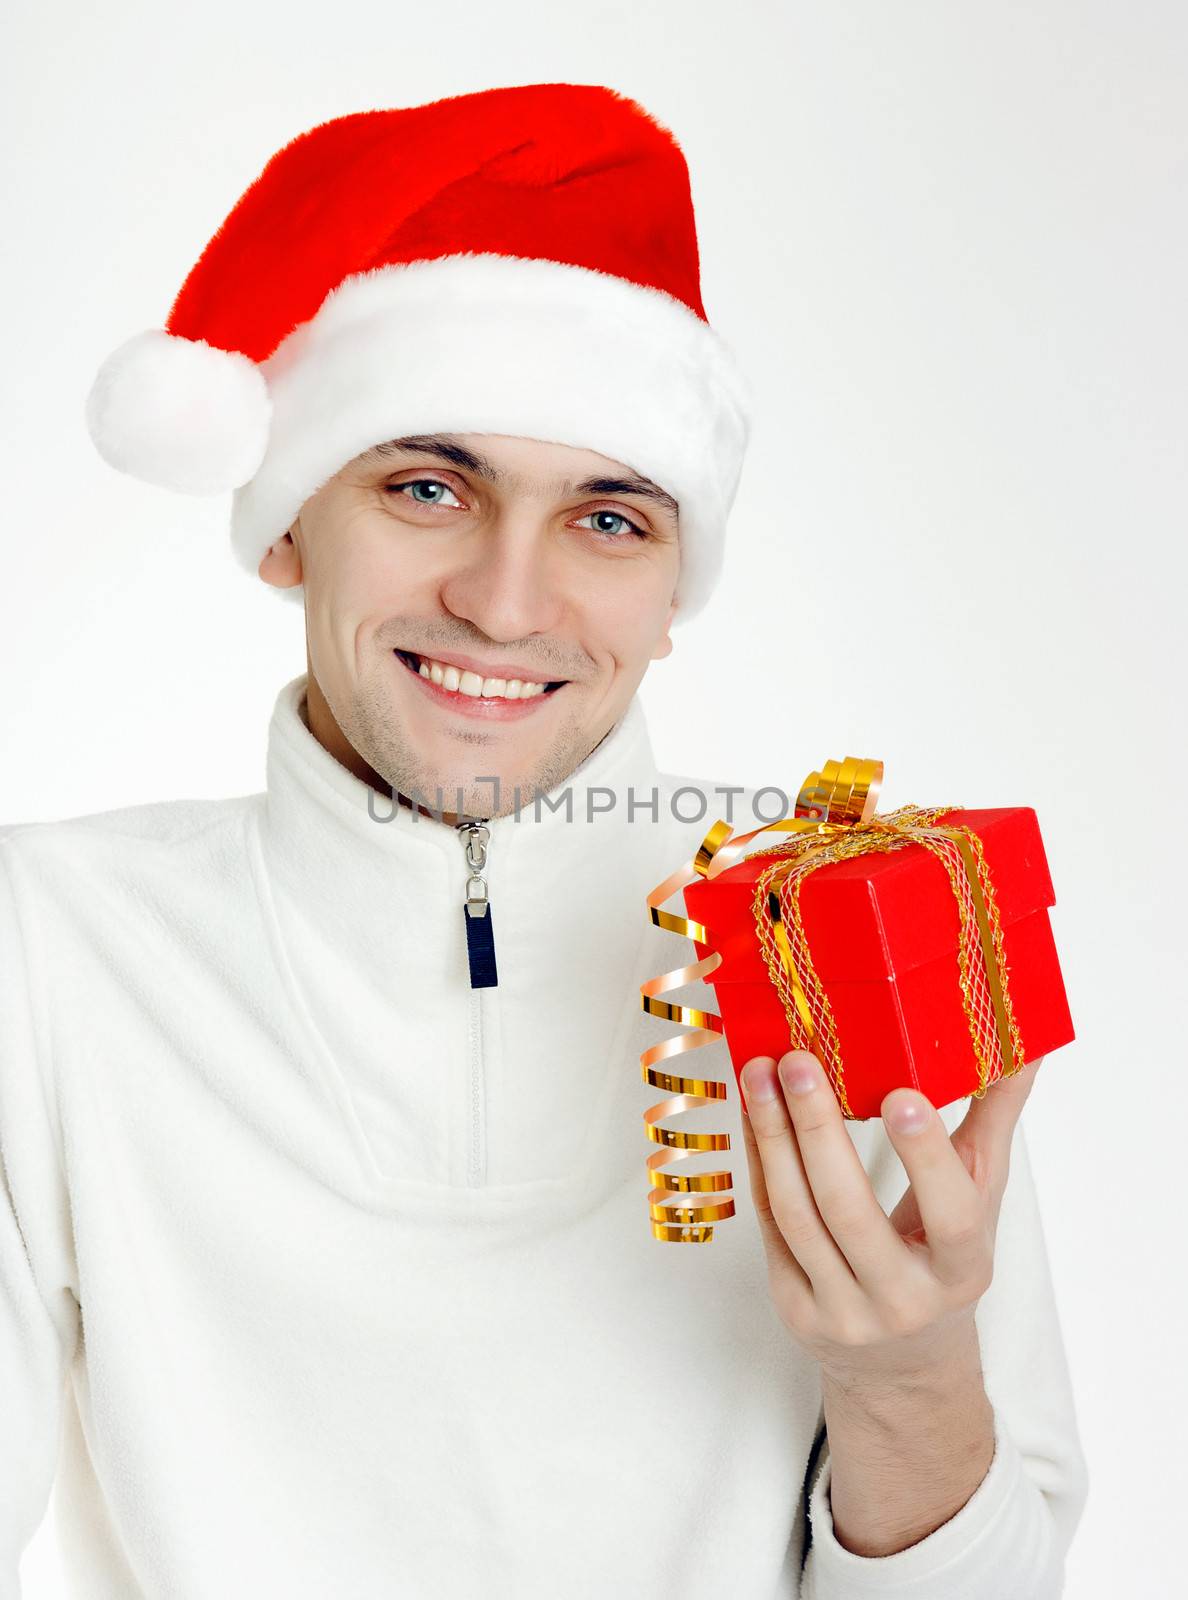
[458,820,498,989]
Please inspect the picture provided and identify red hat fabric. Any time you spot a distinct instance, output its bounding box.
[85,83,752,623]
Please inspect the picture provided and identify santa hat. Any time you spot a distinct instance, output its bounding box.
[84,82,752,624]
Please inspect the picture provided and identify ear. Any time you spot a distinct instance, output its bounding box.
[258,526,303,591]
[651,601,676,662]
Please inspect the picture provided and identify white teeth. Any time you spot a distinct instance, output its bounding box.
[410,653,551,700]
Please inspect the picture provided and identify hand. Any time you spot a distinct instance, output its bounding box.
[737,1049,1044,1384]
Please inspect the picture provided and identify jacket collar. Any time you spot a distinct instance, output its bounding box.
[252,673,676,1195]
[261,671,663,860]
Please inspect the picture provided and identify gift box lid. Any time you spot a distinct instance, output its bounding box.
[682,807,1056,984]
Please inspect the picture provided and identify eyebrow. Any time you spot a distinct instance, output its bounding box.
[358,434,680,519]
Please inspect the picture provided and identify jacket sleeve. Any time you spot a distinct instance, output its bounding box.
[799,1102,1089,1600]
[0,836,80,1599]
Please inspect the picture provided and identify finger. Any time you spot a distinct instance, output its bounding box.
[950,1055,1045,1191]
[775,1051,917,1298]
[880,1085,987,1289]
[741,1053,866,1298]
[737,1077,813,1299]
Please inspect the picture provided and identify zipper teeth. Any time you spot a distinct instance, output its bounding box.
[469,989,484,1187]
[460,819,489,1187]
[470,985,483,1190]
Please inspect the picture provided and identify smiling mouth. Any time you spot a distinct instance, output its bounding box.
[394,649,568,700]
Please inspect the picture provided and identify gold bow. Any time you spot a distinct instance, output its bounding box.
[640,757,1026,1244]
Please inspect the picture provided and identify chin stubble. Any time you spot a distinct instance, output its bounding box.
[343,663,596,819]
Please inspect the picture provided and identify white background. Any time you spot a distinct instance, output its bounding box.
[3,1,1184,1593]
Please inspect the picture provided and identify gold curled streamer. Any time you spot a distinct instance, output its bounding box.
[639,761,878,1243]
[639,757,1026,1243]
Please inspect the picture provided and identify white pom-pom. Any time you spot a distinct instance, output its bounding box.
[85,328,272,494]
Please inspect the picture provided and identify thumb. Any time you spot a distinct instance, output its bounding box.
[951,1054,1045,1184]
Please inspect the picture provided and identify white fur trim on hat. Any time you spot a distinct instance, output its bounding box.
[85,329,272,495]
[232,253,751,624]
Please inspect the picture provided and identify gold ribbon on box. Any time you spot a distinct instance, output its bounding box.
[640,757,1028,1244]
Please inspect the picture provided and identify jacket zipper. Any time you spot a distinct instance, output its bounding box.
[457,820,498,989]
[457,820,496,1188]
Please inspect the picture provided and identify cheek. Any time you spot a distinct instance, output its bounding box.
[309,507,424,604]
[578,537,678,615]
[603,560,678,640]
[581,599,673,679]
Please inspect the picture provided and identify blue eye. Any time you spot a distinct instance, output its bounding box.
[386,478,463,507]
[384,481,651,541]
[577,509,650,541]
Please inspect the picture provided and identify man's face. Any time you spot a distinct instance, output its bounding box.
[258,433,681,821]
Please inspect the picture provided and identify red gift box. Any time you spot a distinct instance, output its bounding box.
[681,805,1075,1119]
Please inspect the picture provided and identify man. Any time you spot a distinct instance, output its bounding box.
[1,83,1086,1596]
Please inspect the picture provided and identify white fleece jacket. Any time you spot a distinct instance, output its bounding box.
[0,674,1088,1598]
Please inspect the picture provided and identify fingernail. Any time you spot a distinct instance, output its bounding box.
[781,1053,819,1096]
[743,1059,779,1106]
[885,1093,930,1134]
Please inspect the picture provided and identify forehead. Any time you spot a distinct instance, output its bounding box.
[353,433,680,518]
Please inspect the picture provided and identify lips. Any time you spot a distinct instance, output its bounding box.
[392,649,568,718]
[394,649,566,698]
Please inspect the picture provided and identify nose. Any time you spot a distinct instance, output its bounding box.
[439,515,566,643]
